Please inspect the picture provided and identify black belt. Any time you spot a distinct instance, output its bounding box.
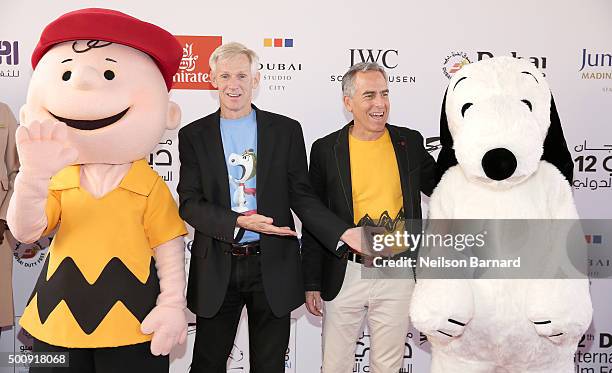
[344,250,364,264]
[226,241,261,256]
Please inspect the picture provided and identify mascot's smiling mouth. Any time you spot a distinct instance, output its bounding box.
[49,108,129,130]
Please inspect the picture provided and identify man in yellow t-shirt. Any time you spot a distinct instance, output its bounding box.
[302,62,436,372]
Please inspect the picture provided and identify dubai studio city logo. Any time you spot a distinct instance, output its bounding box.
[259,37,301,92]
[585,234,603,245]
[172,36,222,90]
[331,48,416,85]
[579,49,612,80]
[263,37,294,48]
[442,51,471,79]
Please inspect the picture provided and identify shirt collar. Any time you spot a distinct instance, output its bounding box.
[49,159,157,196]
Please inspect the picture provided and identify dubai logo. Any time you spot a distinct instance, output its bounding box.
[172,36,222,90]
[14,238,50,268]
[443,51,471,79]
[477,51,547,75]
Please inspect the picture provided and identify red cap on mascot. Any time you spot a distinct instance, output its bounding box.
[31,8,181,91]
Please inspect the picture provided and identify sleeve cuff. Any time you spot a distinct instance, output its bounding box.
[335,242,348,256]
[304,283,322,291]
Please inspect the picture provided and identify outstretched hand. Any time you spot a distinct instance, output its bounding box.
[236,214,297,236]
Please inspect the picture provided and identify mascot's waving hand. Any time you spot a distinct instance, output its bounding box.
[7,8,188,373]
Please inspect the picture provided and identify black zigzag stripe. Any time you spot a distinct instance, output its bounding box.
[27,255,159,335]
[357,207,405,232]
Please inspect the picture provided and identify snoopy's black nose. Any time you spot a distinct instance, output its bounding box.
[481,148,517,181]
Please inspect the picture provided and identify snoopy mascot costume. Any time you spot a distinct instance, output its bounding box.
[410,56,592,373]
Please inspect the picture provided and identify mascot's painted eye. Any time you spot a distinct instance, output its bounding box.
[62,71,72,81]
[461,103,473,117]
[104,70,115,80]
[521,99,532,112]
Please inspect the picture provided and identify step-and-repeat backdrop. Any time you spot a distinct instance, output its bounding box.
[1,0,611,372]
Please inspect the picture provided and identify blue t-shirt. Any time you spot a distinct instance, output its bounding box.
[220,110,259,243]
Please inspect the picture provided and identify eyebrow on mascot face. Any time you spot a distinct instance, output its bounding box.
[71,40,113,53]
[48,39,130,131]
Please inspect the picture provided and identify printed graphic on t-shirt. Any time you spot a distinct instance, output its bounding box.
[357,208,408,255]
[356,207,405,232]
[228,148,257,215]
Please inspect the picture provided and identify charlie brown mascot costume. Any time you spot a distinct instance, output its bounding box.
[7,8,188,373]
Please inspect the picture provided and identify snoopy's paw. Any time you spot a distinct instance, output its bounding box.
[413,316,470,345]
[531,319,567,344]
[435,317,469,340]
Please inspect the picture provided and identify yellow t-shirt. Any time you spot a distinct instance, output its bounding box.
[349,129,404,229]
[20,159,187,348]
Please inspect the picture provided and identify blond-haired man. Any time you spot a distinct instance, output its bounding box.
[178,42,366,372]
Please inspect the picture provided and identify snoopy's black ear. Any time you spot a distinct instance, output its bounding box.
[436,88,458,183]
[541,95,573,184]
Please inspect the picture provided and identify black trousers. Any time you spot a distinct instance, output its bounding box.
[29,338,168,373]
[190,254,290,373]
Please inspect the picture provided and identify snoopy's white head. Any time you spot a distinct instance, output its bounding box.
[228,149,257,183]
[445,56,551,188]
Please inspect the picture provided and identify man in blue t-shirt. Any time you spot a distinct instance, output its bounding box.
[220,110,259,242]
[178,42,366,373]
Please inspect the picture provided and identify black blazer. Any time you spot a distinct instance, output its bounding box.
[301,123,436,301]
[178,105,351,317]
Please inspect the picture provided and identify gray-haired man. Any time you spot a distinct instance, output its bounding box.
[302,62,436,372]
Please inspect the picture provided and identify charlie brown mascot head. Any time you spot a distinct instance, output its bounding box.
[21,8,181,164]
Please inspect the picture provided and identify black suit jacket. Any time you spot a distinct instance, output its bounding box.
[301,123,436,301]
[178,105,351,317]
